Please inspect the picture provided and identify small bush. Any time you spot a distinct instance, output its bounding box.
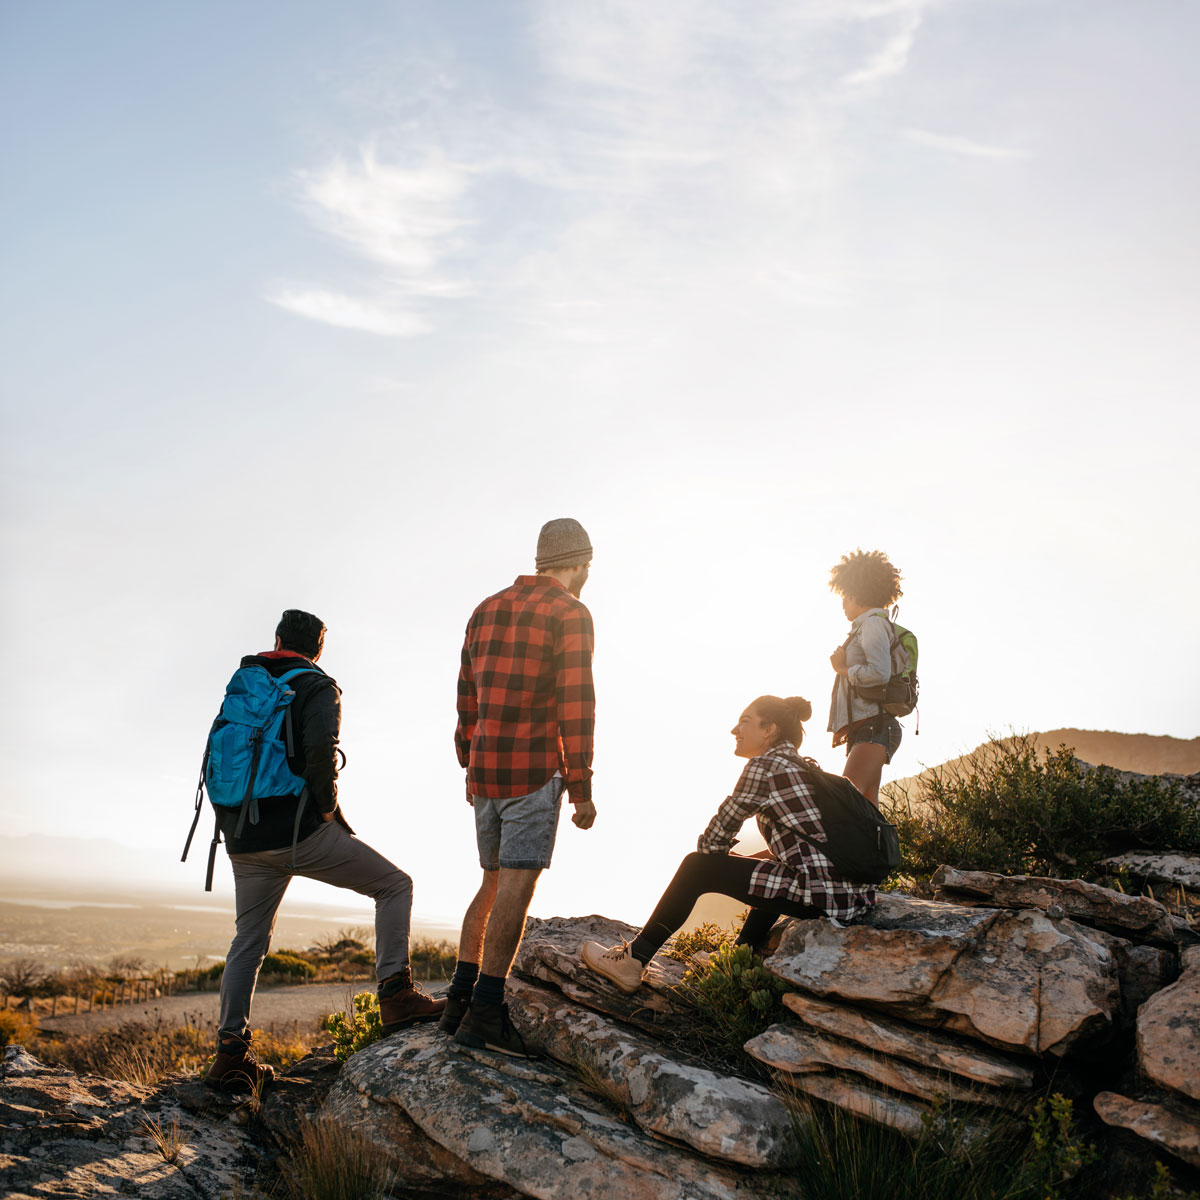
[786,1091,1099,1200]
[0,1009,39,1048]
[663,920,740,962]
[279,1117,393,1200]
[409,937,457,981]
[323,992,383,1063]
[673,943,788,1070]
[261,952,317,981]
[884,735,1200,891]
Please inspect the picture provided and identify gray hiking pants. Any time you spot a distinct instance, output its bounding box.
[218,819,412,1038]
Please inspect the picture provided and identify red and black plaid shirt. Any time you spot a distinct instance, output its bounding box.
[455,575,595,803]
[696,742,876,921]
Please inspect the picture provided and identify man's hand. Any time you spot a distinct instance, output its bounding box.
[830,644,848,676]
[465,773,474,806]
[571,800,597,830]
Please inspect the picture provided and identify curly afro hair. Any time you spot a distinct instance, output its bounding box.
[829,549,903,609]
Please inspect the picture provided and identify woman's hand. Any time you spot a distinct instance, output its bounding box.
[830,644,848,676]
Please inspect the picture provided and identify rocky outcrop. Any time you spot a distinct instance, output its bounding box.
[0,1044,259,1199]
[504,977,794,1167]
[6,879,1198,1198]
[776,992,1036,1088]
[1101,852,1200,897]
[1094,1092,1200,1171]
[326,1024,794,1200]
[764,893,1120,1056]
[512,915,690,1033]
[1136,946,1200,1104]
[931,866,1188,945]
[744,1022,1023,1109]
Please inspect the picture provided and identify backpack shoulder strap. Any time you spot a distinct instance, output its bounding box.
[277,667,320,686]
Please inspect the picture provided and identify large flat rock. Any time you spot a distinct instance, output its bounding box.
[766,893,1119,1056]
[514,915,691,1033]
[1137,945,1200,1104]
[778,993,1035,1089]
[327,1025,792,1200]
[931,866,1181,944]
[745,1023,1021,1108]
[1094,1092,1200,1170]
[779,1071,992,1144]
[506,977,793,1168]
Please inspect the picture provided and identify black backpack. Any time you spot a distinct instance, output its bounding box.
[783,751,901,884]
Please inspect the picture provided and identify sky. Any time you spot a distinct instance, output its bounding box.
[2,0,1198,931]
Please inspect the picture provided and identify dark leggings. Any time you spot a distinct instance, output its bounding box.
[628,852,821,965]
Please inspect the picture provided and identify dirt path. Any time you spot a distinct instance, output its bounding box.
[37,979,447,1036]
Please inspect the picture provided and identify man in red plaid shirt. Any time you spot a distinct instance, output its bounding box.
[442,518,597,1058]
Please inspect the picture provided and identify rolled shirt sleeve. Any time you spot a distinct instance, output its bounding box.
[696,758,772,853]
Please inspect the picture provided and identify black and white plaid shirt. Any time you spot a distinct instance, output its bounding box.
[696,741,877,921]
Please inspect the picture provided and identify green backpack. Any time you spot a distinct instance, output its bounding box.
[853,608,919,718]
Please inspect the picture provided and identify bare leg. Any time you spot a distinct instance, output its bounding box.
[455,869,499,965]
[479,867,542,978]
[844,743,888,806]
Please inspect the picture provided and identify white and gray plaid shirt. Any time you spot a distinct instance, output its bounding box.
[696,741,877,921]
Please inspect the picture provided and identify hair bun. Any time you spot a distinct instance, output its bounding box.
[785,696,813,722]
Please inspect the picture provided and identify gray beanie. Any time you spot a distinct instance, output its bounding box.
[535,518,593,570]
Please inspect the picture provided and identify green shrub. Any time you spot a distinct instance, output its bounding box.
[884,735,1200,891]
[673,943,788,1069]
[663,920,740,962]
[262,952,317,981]
[786,1091,1099,1200]
[323,992,383,1063]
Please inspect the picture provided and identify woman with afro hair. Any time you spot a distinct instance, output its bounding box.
[828,549,905,806]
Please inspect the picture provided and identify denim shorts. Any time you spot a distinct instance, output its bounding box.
[846,714,903,764]
[474,775,565,870]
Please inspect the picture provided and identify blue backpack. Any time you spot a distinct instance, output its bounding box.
[182,665,317,890]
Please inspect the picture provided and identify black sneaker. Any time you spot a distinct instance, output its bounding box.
[453,1000,541,1059]
[437,990,470,1036]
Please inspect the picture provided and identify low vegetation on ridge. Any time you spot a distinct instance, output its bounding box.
[882,734,1200,899]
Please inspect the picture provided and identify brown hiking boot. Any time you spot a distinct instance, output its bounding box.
[205,1033,275,1094]
[379,971,446,1035]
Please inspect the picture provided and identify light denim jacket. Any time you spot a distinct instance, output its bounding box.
[827,608,893,742]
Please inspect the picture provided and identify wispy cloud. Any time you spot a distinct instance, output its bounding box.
[272,1,943,337]
[904,128,1028,159]
[266,148,474,335]
[841,9,924,88]
[265,287,431,337]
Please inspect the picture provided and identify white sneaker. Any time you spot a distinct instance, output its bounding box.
[581,940,645,994]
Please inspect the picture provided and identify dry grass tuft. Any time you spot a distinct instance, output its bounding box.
[140,1114,186,1164]
[279,1117,394,1200]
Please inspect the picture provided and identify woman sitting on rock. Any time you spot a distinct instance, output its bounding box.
[580,695,877,993]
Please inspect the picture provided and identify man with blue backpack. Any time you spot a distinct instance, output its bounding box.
[184,609,444,1092]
